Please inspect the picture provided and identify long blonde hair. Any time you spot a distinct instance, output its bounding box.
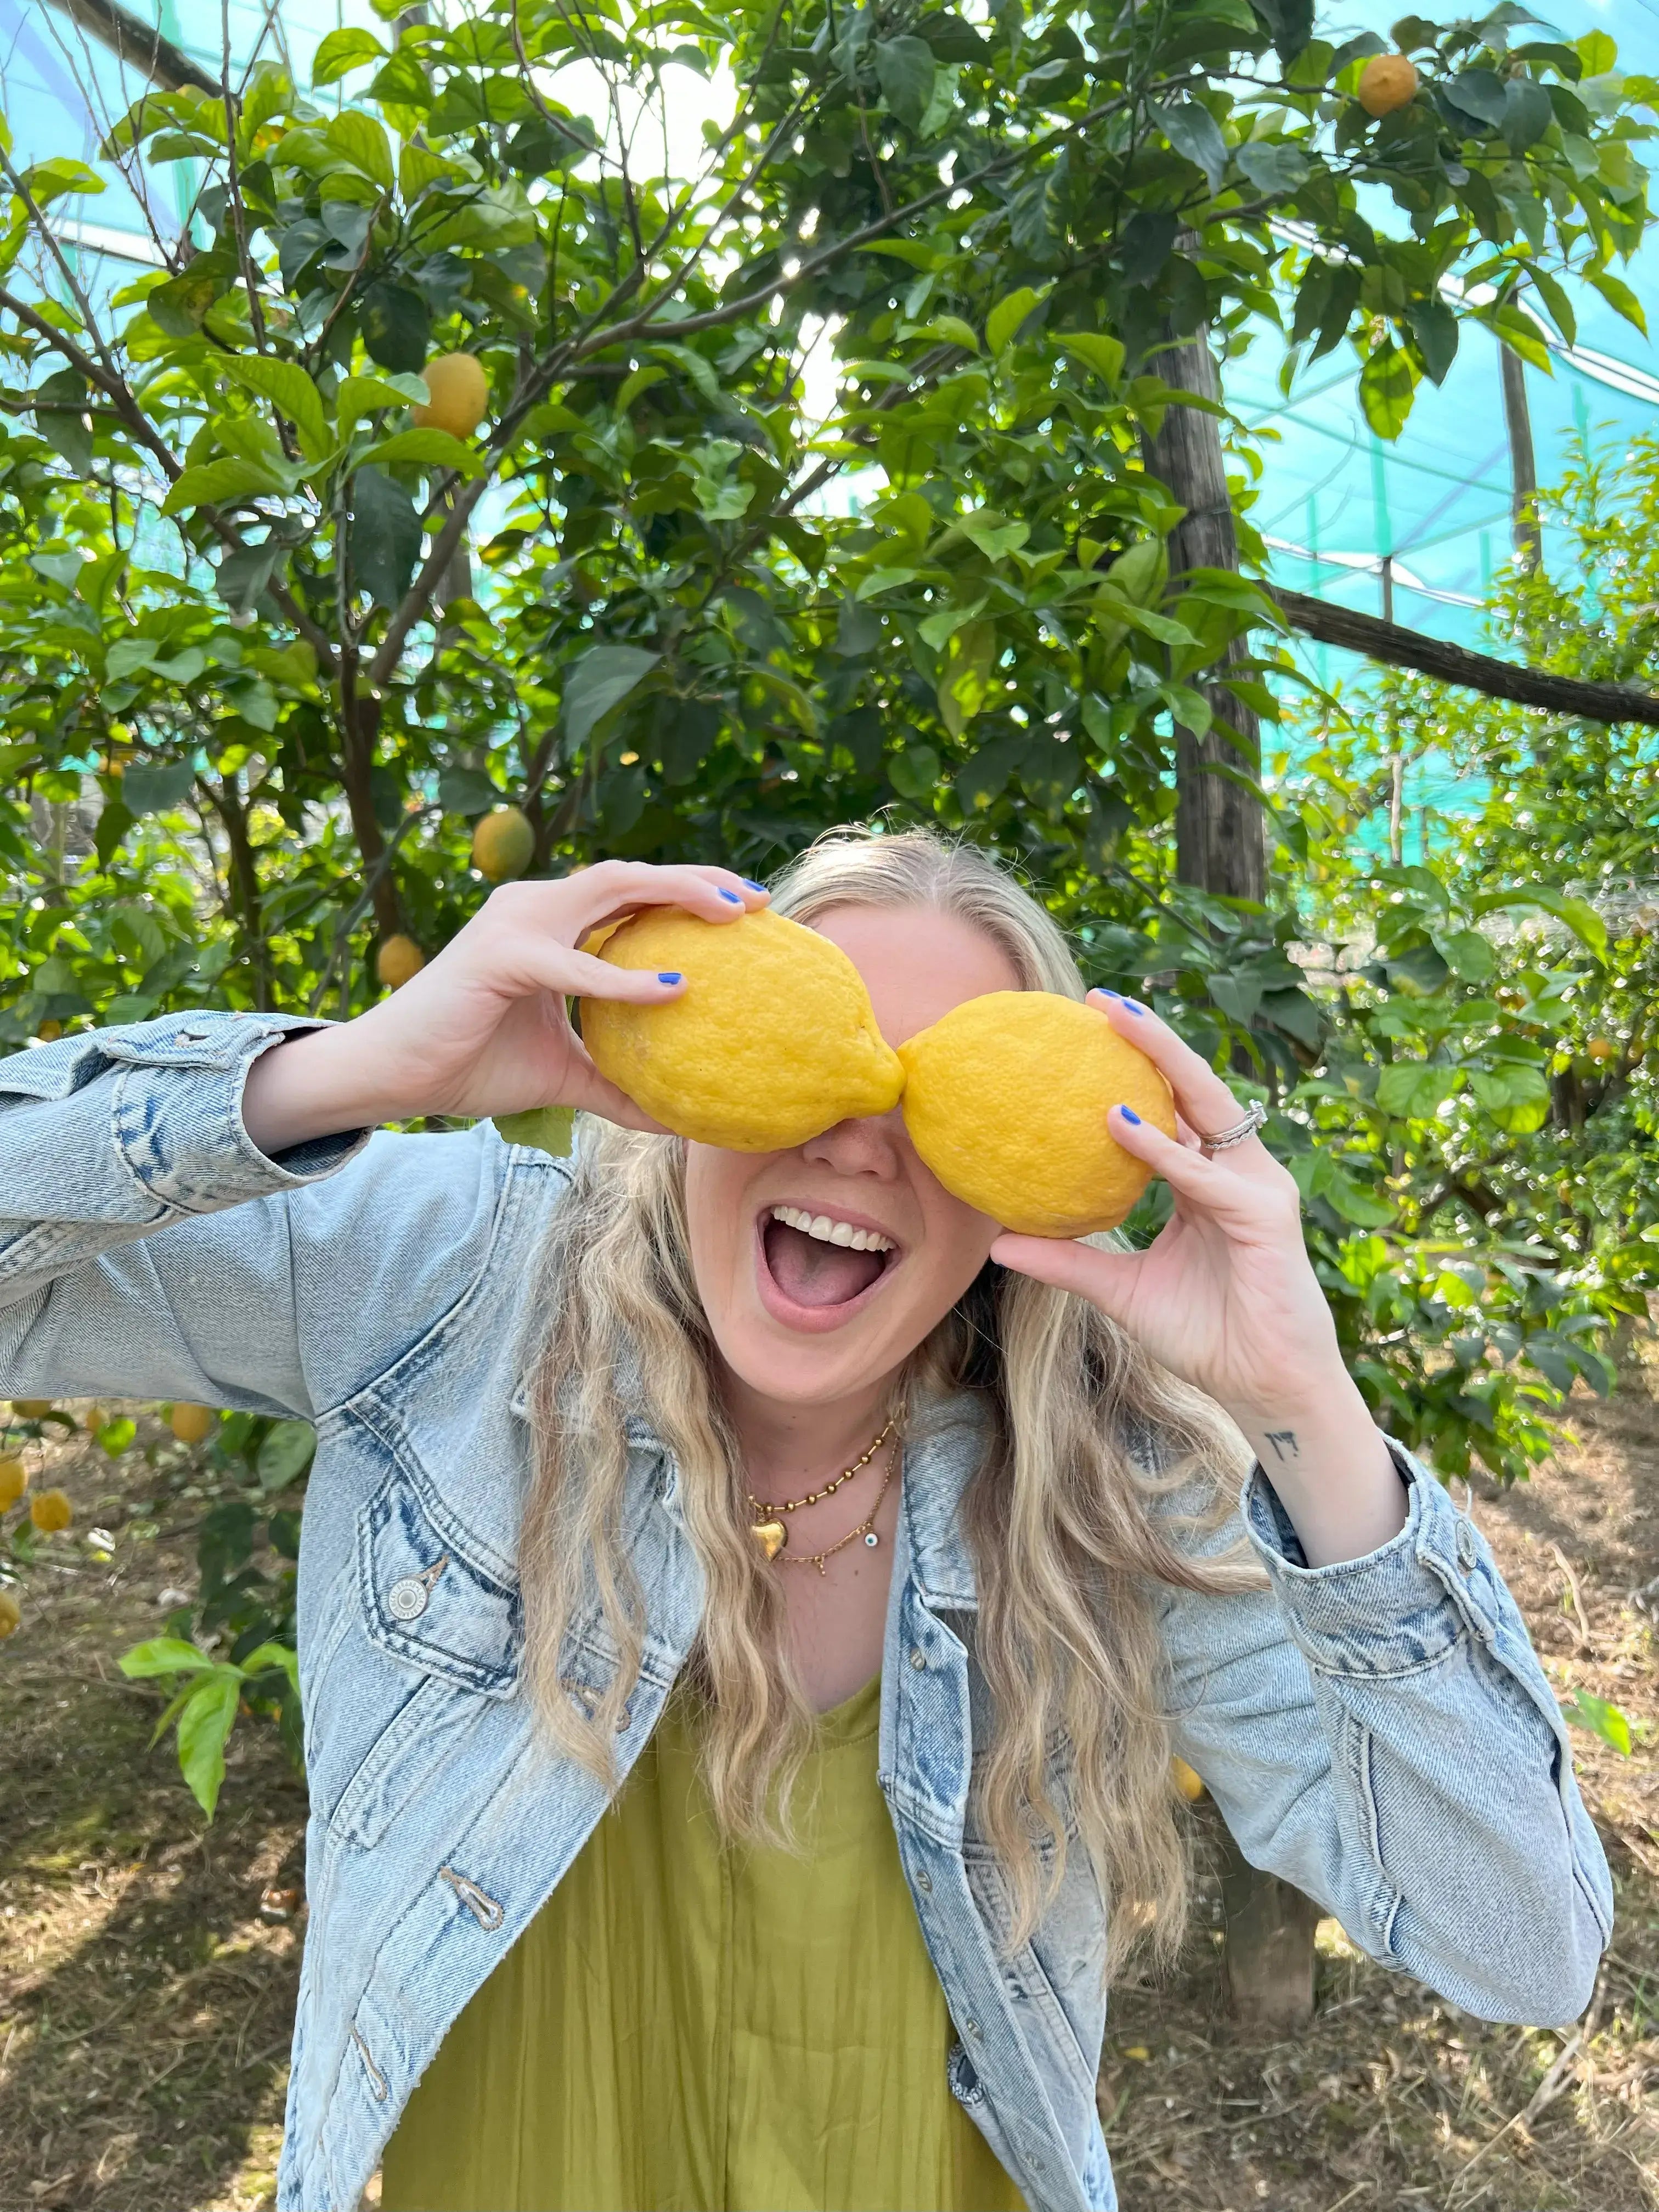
[522,826,1258,1977]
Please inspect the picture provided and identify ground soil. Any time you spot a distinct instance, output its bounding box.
[1,1353,1656,2212]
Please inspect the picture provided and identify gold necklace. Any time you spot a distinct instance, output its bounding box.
[770,1440,898,1578]
[746,1417,894,1562]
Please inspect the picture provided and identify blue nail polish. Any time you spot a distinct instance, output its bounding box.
[741,878,767,893]
[1118,1105,1142,1125]
[719,888,743,903]
[1098,989,1122,1001]
[1121,998,1146,1015]
[658,971,682,984]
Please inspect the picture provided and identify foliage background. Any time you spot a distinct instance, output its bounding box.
[0,0,1655,1794]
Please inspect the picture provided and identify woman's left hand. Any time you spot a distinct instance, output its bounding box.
[991,991,1407,1564]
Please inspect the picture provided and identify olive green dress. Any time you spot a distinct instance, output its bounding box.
[380,1673,1025,2212]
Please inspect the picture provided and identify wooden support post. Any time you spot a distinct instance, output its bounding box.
[1216,1818,1326,2033]
[1500,343,1542,573]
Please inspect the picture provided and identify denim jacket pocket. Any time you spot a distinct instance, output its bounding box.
[329,1468,522,1851]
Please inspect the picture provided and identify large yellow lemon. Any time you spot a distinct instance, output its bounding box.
[413,352,489,438]
[376,934,426,992]
[582,907,904,1149]
[0,1589,19,1639]
[1357,53,1419,116]
[30,1488,73,1533]
[0,1458,27,1511]
[168,1403,216,1446]
[897,992,1176,1237]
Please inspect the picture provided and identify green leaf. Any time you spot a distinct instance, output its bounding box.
[928,313,980,353]
[256,1419,315,1493]
[1060,332,1126,387]
[1562,1689,1633,1756]
[221,356,330,461]
[123,763,196,814]
[239,1641,299,1696]
[889,743,942,801]
[1404,297,1459,385]
[563,645,661,748]
[1469,888,1607,961]
[1375,1061,1464,1118]
[176,1668,242,1819]
[349,466,422,606]
[360,280,431,374]
[119,1637,216,1680]
[1158,99,1228,194]
[1358,338,1420,440]
[359,427,485,477]
[336,371,426,441]
[494,1105,576,1157]
[312,26,387,83]
[160,458,287,516]
[1589,269,1647,337]
[326,110,394,192]
[986,286,1045,356]
[874,36,936,129]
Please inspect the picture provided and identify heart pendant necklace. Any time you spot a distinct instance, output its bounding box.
[747,1415,894,1562]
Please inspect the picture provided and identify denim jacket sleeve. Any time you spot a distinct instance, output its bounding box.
[0,1011,512,1419]
[1159,1441,1612,2027]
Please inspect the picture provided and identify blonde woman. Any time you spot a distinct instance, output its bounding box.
[0,828,1607,2212]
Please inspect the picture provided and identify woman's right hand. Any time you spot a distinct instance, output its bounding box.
[241,861,767,1155]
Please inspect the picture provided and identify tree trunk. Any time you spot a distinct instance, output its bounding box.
[1145,325,1265,905]
[1216,1816,1325,2034]
[1148,303,1319,2033]
[1500,343,1542,573]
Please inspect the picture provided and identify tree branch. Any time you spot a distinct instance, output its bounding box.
[40,0,219,95]
[1270,588,1659,729]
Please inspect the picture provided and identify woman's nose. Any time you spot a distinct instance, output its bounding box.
[800,1107,906,1179]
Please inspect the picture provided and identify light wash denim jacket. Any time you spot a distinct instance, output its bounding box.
[0,1012,1612,2212]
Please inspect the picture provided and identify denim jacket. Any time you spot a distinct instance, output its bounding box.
[0,1012,1612,2212]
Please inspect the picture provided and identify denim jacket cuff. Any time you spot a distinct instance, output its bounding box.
[99,1011,371,1212]
[1243,1438,1505,1676]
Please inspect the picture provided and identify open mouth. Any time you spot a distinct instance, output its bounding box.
[756,1204,900,1330]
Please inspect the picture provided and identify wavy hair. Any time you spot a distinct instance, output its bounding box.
[521,826,1260,1977]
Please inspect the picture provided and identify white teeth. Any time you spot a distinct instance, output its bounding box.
[769,1204,895,1254]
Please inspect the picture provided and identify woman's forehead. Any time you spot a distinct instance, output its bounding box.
[807,903,1022,1051]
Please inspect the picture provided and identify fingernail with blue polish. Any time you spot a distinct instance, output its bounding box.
[1121,998,1146,1015]
[741,878,767,893]
[719,888,743,903]
[1097,988,1122,1001]
[658,971,682,985]
[1118,1105,1142,1125]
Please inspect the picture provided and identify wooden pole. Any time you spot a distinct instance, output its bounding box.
[1500,343,1542,573]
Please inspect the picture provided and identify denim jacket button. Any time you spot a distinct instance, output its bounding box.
[387,1576,430,1622]
[1455,1520,1478,1573]
[915,1866,933,1894]
[910,1647,927,1671]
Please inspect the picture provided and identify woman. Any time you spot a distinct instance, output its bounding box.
[0,828,1608,2212]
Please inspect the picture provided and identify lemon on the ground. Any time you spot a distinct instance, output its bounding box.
[0,1458,27,1511]
[169,1403,216,1446]
[413,352,489,438]
[1357,53,1418,115]
[376,935,426,992]
[897,992,1176,1238]
[1171,1756,1205,1803]
[582,907,905,1150]
[471,806,535,883]
[0,1590,19,1639]
[10,1401,52,1419]
[30,1488,73,1533]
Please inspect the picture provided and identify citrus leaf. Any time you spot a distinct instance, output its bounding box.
[562,644,661,747]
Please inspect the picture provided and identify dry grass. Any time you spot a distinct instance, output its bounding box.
[1,1357,1656,2212]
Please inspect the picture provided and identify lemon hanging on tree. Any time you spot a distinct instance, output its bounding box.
[0,1457,27,1511]
[582,907,904,1149]
[30,1488,72,1533]
[897,993,1176,1238]
[471,806,535,883]
[168,1403,216,1446]
[376,934,427,992]
[1357,53,1419,116]
[412,352,489,439]
[0,1589,19,1640]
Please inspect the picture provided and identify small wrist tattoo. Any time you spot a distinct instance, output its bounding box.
[1265,1429,1300,1462]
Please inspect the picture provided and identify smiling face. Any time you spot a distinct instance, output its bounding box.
[681,902,1022,1410]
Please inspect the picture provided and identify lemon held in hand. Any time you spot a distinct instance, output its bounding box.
[898,992,1176,1238]
[582,907,904,1150]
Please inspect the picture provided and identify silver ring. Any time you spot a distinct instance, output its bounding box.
[1199,1099,1268,1152]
